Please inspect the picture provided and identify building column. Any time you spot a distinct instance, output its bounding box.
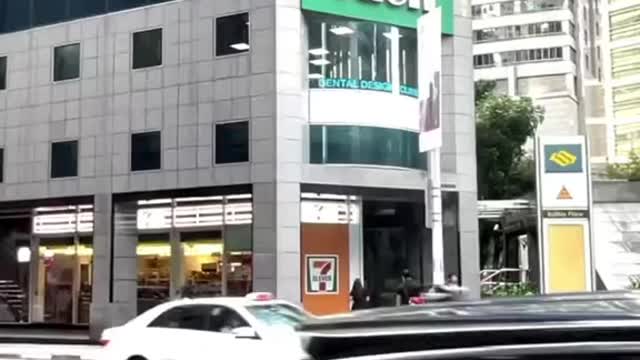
[109,201,138,326]
[89,193,112,340]
[251,0,305,304]
[441,0,480,296]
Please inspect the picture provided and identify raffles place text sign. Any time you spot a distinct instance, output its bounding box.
[302,0,454,34]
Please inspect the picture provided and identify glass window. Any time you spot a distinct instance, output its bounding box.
[131,131,161,171]
[33,0,68,26]
[517,75,567,96]
[216,13,250,56]
[181,233,224,298]
[133,28,162,69]
[208,306,249,333]
[216,122,249,164]
[612,45,640,80]
[306,13,418,98]
[51,140,79,178]
[109,0,147,12]
[310,125,426,169]
[149,305,209,330]
[613,83,640,119]
[69,0,106,18]
[0,0,30,33]
[0,56,6,90]
[137,235,170,315]
[610,6,640,42]
[54,43,80,82]
[246,304,308,330]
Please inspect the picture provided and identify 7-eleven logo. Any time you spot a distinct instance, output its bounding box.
[307,256,338,294]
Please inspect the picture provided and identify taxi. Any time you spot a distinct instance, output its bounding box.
[100,292,311,360]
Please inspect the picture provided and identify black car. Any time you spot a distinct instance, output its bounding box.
[298,291,640,360]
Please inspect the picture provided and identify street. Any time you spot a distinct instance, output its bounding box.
[0,344,99,360]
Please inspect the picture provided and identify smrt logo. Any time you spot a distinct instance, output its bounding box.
[549,150,577,167]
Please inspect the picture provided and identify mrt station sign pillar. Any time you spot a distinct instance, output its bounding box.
[535,136,594,294]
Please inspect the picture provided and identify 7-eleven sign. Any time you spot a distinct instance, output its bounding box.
[306,255,339,294]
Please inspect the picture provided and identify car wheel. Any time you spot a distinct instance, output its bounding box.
[127,356,147,360]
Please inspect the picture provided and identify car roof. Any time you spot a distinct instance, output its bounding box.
[164,297,295,308]
[299,291,640,334]
[298,291,640,360]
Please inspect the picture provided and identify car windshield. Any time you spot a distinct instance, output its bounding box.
[246,304,308,329]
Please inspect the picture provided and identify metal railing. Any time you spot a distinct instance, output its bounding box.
[481,268,529,293]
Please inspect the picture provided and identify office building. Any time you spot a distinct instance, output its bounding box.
[471,0,601,144]
[0,0,477,336]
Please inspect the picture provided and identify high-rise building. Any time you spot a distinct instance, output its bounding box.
[471,0,600,144]
[600,0,640,161]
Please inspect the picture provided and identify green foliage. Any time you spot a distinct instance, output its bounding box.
[475,80,497,106]
[475,81,545,200]
[482,283,538,298]
[607,151,640,181]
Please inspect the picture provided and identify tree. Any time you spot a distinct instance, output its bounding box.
[475,81,545,200]
[607,151,640,181]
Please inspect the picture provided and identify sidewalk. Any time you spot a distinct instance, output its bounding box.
[0,324,97,345]
[0,343,99,360]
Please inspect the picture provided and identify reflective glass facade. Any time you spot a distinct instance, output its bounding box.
[310,125,427,169]
[306,13,418,98]
[0,0,172,35]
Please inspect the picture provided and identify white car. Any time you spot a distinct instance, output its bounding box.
[99,293,311,360]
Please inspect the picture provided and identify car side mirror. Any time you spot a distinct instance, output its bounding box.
[231,326,259,339]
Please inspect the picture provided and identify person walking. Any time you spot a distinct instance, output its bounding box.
[396,269,420,305]
[350,278,368,311]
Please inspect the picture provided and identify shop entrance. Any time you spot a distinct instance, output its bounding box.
[135,228,250,315]
[34,236,92,324]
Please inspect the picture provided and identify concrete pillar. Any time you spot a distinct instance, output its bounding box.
[89,193,112,340]
[110,201,138,326]
[441,0,480,296]
[250,0,305,303]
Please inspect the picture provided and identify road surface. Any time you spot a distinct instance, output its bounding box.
[0,344,99,359]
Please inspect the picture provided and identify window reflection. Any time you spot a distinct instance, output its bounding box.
[306,14,418,98]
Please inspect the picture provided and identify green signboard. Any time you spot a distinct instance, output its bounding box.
[301,0,454,35]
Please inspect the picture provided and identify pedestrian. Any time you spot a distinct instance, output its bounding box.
[350,278,368,311]
[397,269,420,305]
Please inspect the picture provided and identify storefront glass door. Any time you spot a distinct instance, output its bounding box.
[36,237,92,324]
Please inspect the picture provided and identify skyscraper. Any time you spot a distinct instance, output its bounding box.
[472,0,600,147]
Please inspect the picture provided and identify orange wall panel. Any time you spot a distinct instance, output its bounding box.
[301,223,350,315]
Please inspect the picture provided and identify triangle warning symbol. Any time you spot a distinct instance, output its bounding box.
[557,186,573,200]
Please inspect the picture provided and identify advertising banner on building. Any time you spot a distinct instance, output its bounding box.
[535,136,594,294]
[301,0,454,34]
[418,7,442,153]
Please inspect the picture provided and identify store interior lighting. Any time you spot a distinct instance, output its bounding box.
[308,73,324,79]
[17,247,31,263]
[382,31,403,40]
[230,42,250,51]
[310,59,331,66]
[35,243,224,258]
[309,48,329,56]
[329,26,354,36]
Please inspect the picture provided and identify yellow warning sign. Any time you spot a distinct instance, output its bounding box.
[557,186,573,200]
[550,150,577,167]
